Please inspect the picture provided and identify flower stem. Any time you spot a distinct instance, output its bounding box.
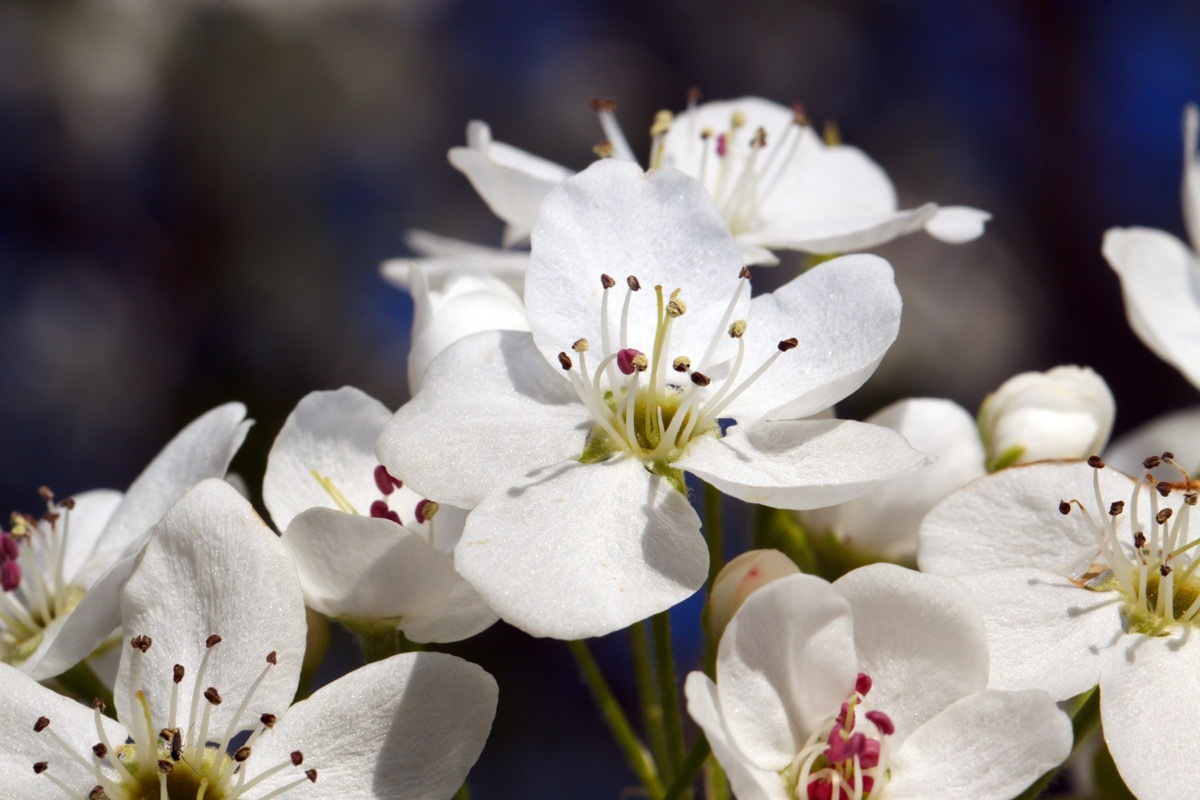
[55,660,115,717]
[344,620,400,664]
[1014,687,1101,800]
[662,734,711,800]
[704,483,724,589]
[653,610,687,791]
[704,757,729,800]
[630,620,670,774]
[568,639,663,797]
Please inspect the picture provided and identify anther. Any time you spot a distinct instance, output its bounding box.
[1143,456,1161,469]
[291,751,304,766]
[416,500,439,523]
[60,498,75,510]
[558,352,572,371]
[266,651,278,665]
[626,276,641,292]
[691,372,712,387]
[600,274,615,289]
[306,769,318,783]
[38,487,53,502]
[728,320,747,338]
[592,142,614,159]
[650,110,673,137]
[589,97,616,112]
[170,730,182,761]
[752,127,768,148]
[373,465,402,496]
[89,787,108,800]
[34,716,49,732]
[261,713,277,729]
[617,348,643,375]
[630,354,648,372]
[204,687,222,705]
[865,710,895,736]
[1188,493,1198,506]
[1058,501,1071,515]
[666,298,687,318]
[1158,509,1174,525]
[1164,451,1176,460]
[369,501,401,525]
[792,103,809,126]
[855,673,873,696]
[206,634,222,648]
[572,338,589,353]
[1110,501,1126,516]
[131,635,152,652]
[171,664,184,684]
[739,266,752,280]
[1157,481,1172,497]
[33,762,47,774]
[777,338,798,352]
[1162,564,1174,577]
[157,760,173,774]
[92,743,107,758]
[235,746,252,762]
[673,356,691,373]
[1135,531,1148,549]
[1088,455,1106,469]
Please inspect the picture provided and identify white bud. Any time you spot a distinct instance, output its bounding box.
[707,549,800,640]
[978,365,1115,470]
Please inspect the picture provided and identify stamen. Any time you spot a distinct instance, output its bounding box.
[590,97,636,162]
[310,472,358,515]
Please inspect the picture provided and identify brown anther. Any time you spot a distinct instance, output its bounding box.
[1163,451,1176,460]
[38,487,53,502]
[159,729,172,742]
[600,274,615,289]
[1088,455,1106,469]
[672,356,691,373]
[171,729,182,761]
[173,664,185,683]
[91,698,106,711]
[130,635,152,652]
[739,266,752,280]
[34,716,49,732]
[1135,531,1147,549]
[778,338,798,352]
[60,498,75,510]
[42,511,59,525]
[33,762,48,774]
[1157,481,1172,497]
[157,759,174,774]
[1187,493,1199,506]
[572,338,589,353]
[291,751,305,766]
[1162,564,1174,577]
[700,127,714,140]
[558,352,572,371]
[261,713,277,729]
[1058,501,1071,515]
[203,687,222,705]
[89,786,108,800]
[1110,501,1125,516]
[687,86,701,104]
[590,97,616,112]
[792,103,809,126]
[627,276,641,291]
[592,141,615,159]
[234,746,252,762]
[666,298,687,318]
[728,320,747,338]
[92,743,108,759]
[205,634,222,648]
[1143,456,1162,470]
[306,769,318,783]
[752,127,768,148]
[266,651,278,665]
[691,372,712,387]
[1158,509,1174,525]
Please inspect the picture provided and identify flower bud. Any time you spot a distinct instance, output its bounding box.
[978,365,1115,471]
[707,549,800,640]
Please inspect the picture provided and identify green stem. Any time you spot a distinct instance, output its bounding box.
[568,639,663,797]
[653,610,687,790]
[703,483,724,590]
[1014,687,1101,800]
[704,756,730,800]
[452,780,471,800]
[662,735,711,800]
[347,622,400,664]
[55,660,115,717]
[630,620,670,774]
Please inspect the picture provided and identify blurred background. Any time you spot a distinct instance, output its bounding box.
[3,0,1200,796]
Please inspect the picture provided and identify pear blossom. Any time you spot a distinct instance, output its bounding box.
[919,455,1200,799]
[798,398,986,560]
[378,160,929,639]
[449,96,988,265]
[977,365,1115,470]
[2,403,251,679]
[264,387,497,643]
[706,549,800,640]
[1,478,498,800]
[685,564,1072,800]
[1103,104,1200,390]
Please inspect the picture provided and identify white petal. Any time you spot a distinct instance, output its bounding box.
[447,120,572,237]
[723,254,901,423]
[676,419,930,511]
[0,661,128,797]
[1103,226,1200,390]
[58,488,123,586]
[1100,631,1200,800]
[380,230,528,294]
[918,461,1136,575]
[743,205,939,255]
[376,330,590,509]
[264,387,391,532]
[886,689,1071,800]
[248,651,498,800]
[114,479,305,737]
[1182,104,1200,251]
[684,672,790,800]
[83,402,251,584]
[953,568,1120,700]
[524,160,748,376]
[923,206,990,243]
[803,398,984,558]
[454,456,706,639]
[716,574,858,771]
[282,508,460,620]
[834,564,989,746]
[396,578,499,644]
[1105,405,1200,477]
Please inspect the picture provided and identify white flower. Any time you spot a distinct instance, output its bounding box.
[978,365,1115,470]
[264,387,497,643]
[799,398,986,559]
[1103,104,1200,391]
[685,564,1072,800]
[0,478,498,799]
[918,455,1200,799]
[449,97,988,264]
[3,403,251,679]
[377,160,929,639]
[706,549,800,641]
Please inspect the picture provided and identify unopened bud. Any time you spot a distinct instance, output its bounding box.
[707,550,800,641]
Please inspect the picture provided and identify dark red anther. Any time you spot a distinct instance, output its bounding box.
[2,559,20,592]
[617,349,643,376]
[369,501,402,526]
[825,731,866,764]
[716,133,728,158]
[0,532,18,561]
[865,710,895,736]
[858,737,882,769]
[855,672,872,697]
[1058,501,1071,515]
[373,465,402,496]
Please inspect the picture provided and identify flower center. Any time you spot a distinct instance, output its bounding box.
[309,466,440,541]
[32,634,314,800]
[2,488,88,664]
[556,269,796,482]
[784,673,893,800]
[1063,454,1200,636]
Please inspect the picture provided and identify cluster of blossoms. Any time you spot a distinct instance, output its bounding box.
[10,93,1200,800]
